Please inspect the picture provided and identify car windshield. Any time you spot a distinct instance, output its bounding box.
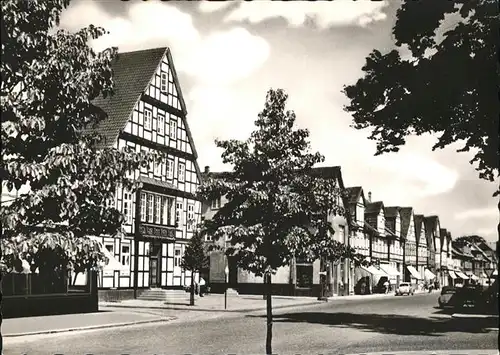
[400,283,409,287]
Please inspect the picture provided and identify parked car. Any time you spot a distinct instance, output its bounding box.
[395,282,414,296]
[438,286,457,308]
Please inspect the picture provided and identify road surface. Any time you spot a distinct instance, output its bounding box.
[4,292,498,354]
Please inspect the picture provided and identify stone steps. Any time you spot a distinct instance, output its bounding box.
[138,288,188,301]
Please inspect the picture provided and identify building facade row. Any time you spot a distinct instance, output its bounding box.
[202,165,497,297]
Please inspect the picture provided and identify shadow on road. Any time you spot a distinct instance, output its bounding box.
[248,311,498,336]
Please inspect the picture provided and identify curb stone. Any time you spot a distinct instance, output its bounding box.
[3,316,176,338]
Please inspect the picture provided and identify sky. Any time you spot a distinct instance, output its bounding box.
[59,0,498,242]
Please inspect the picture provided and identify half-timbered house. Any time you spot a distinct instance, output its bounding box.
[383,207,403,287]
[91,47,202,300]
[424,216,440,284]
[399,207,421,284]
[414,214,429,280]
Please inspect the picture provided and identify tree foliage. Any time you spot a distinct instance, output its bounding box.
[0,0,160,273]
[181,230,208,306]
[454,235,487,248]
[198,88,356,354]
[343,0,499,185]
[181,231,208,273]
[200,89,355,276]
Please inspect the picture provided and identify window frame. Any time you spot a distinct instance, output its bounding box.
[121,245,131,267]
[169,119,177,140]
[166,159,174,180]
[187,204,195,231]
[160,72,168,93]
[175,202,183,226]
[123,190,132,224]
[178,162,185,182]
[144,109,152,130]
[211,197,221,210]
[157,113,165,135]
[155,195,162,224]
[147,194,154,223]
[140,193,147,222]
[174,247,181,267]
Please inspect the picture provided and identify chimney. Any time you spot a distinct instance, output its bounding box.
[368,191,372,202]
[204,166,210,174]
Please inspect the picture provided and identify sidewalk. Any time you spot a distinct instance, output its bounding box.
[100,291,402,313]
[100,293,322,313]
[2,310,174,338]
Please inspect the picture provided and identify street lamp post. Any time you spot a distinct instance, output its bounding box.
[224,265,229,310]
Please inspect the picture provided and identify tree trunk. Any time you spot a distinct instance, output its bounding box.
[265,272,273,355]
[190,271,195,306]
[1,269,3,354]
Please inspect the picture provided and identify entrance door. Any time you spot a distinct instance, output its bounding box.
[149,258,159,288]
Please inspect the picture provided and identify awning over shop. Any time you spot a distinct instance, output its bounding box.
[448,270,457,279]
[424,269,436,280]
[470,274,479,281]
[407,265,422,280]
[480,272,488,278]
[380,264,401,277]
[455,271,469,280]
[493,269,498,276]
[360,265,388,277]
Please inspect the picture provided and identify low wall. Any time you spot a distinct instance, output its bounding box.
[2,272,98,319]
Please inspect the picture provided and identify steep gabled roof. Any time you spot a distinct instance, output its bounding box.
[424,216,439,251]
[439,228,448,247]
[384,207,399,218]
[309,166,344,187]
[366,201,384,214]
[399,207,413,239]
[414,214,425,243]
[424,215,439,245]
[90,47,168,146]
[345,186,364,205]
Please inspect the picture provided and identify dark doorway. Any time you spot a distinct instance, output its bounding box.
[150,258,159,288]
[149,242,162,288]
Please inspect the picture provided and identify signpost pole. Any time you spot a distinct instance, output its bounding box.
[224,265,229,310]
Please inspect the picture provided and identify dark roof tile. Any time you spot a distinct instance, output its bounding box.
[90,47,168,147]
[345,186,363,205]
[366,201,383,214]
[399,207,413,239]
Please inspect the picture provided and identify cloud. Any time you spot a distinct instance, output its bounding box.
[59,2,269,86]
[454,207,498,220]
[366,152,459,197]
[222,1,390,29]
[179,28,270,86]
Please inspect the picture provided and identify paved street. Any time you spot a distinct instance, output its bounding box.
[4,292,498,355]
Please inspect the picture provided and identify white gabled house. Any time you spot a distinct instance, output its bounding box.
[90,47,203,300]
